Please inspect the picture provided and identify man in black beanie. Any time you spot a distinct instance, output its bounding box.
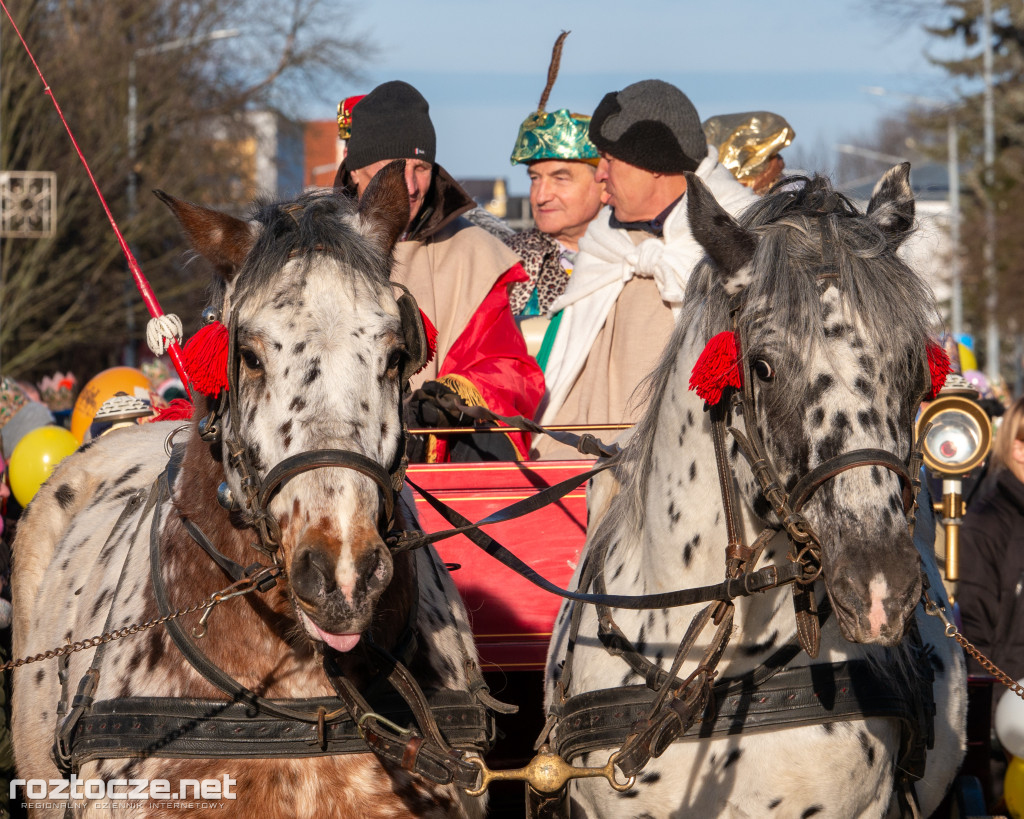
[533,78,756,459]
[334,81,544,464]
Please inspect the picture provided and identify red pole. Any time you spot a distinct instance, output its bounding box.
[0,1,191,388]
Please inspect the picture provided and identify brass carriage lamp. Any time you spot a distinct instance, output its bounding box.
[915,374,993,584]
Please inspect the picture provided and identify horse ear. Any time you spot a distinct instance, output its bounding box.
[154,190,255,282]
[356,160,411,255]
[685,172,758,295]
[866,162,915,247]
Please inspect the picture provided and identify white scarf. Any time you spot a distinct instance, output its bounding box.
[539,147,757,425]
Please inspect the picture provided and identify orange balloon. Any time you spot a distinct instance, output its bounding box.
[70,367,150,442]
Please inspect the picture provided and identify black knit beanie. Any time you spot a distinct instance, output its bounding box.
[589,79,707,174]
[345,80,436,169]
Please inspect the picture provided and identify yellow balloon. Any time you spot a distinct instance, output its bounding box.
[8,425,80,507]
[958,342,978,373]
[70,367,150,442]
[1007,756,1024,819]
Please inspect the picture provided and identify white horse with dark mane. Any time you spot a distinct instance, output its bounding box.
[544,165,965,818]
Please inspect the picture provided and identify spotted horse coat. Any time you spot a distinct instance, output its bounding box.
[12,164,488,818]
[544,165,966,819]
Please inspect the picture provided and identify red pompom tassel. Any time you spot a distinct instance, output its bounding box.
[183,321,230,398]
[416,309,437,374]
[926,340,951,399]
[150,398,195,423]
[689,331,743,405]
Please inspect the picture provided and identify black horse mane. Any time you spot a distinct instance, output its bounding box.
[230,188,392,305]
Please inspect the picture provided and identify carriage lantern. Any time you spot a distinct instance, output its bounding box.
[915,374,993,585]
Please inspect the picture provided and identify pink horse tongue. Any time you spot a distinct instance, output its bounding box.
[312,623,361,653]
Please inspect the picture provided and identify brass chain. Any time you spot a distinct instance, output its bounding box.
[923,590,1024,702]
[0,568,279,674]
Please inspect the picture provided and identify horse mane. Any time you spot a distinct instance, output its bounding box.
[230,188,393,306]
[610,174,942,533]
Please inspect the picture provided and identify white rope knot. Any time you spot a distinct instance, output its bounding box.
[624,240,688,305]
[146,314,183,356]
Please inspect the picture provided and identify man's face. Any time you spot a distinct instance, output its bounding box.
[350,158,433,230]
[595,152,661,223]
[527,160,604,250]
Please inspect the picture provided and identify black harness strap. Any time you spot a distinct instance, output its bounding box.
[67,689,491,767]
[551,660,929,770]
[406,477,804,610]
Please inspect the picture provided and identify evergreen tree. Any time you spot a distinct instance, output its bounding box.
[926,0,1024,371]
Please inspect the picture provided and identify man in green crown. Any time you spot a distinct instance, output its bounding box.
[505,32,604,368]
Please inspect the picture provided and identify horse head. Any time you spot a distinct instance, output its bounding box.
[687,164,937,645]
[157,161,415,654]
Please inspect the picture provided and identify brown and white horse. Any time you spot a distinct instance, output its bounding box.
[12,164,488,817]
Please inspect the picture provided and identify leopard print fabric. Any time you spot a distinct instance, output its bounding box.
[503,229,570,315]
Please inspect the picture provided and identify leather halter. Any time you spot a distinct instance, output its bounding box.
[199,280,413,561]
[540,265,933,801]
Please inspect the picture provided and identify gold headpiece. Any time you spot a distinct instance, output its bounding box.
[336,94,366,140]
[702,111,795,181]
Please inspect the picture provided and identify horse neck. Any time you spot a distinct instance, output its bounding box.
[631,323,732,587]
[166,430,416,688]
[626,323,805,664]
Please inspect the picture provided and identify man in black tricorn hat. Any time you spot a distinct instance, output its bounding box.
[533,79,757,459]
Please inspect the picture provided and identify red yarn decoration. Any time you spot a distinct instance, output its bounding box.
[417,309,437,374]
[689,331,743,405]
[926,340,952,399]
[150,398,195,423]
[183,321,229,398]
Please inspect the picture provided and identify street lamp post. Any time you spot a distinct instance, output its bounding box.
[862,87,963,341]
[123,28,239,367]
[981,0,998,382]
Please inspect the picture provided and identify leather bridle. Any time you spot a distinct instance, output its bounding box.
[196,292,414,563]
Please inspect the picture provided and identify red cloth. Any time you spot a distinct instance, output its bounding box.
[434,264,545,462]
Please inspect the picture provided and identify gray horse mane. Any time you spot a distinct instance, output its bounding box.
[609,174,941,534]
[232,188,392,304]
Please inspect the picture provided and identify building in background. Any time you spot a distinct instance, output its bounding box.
[304,120,347,189]
[207,110,306,205]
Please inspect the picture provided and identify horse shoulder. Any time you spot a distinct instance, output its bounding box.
[11,423,174,651]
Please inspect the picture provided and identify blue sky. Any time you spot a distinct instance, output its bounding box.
[307,1,964,195]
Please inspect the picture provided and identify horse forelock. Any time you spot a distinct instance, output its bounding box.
[229,189,392,307]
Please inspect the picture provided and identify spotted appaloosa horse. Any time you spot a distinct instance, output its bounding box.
[12,164,486,818]
[544,165,966,818]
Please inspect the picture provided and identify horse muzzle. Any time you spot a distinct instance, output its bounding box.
[824,539,922,646]
[289,533,393,645]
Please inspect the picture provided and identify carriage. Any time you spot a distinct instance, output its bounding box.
[9,161,987,817]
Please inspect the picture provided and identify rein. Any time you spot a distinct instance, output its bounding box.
[525,271,937,809]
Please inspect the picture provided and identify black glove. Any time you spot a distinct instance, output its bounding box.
[405,380,469,428]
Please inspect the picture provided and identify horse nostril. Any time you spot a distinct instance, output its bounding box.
[291,548,337,602]
[359,542,393,595]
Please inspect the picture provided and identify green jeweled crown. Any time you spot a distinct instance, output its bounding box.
[510,108,598,165]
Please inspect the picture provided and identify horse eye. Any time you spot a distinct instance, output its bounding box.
[240,348,263,372]
[386,347,406,375]
[753,359,775,382]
